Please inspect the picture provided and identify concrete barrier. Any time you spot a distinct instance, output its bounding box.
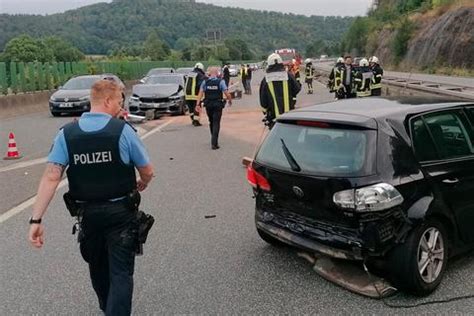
[0,80,139,119]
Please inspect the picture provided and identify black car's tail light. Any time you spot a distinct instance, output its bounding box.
[333,183,404,212]
[247,165,271,191]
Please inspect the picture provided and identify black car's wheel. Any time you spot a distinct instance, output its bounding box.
[388,219,448,296]
[257,227,287,247]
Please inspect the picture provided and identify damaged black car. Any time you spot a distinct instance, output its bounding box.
[129,74,186,117]
[248,97,474,296]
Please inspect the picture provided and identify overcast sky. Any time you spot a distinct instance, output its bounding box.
[0,0,373,16]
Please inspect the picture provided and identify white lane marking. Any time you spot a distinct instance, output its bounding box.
[0,124,153,174]
[0,118,177,224]
[0,179,68,224]
[141,118,177,140]
[0,157,48,173]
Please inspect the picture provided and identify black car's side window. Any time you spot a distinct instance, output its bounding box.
[412,118,439,161]
[424,112,474,160]
[412,111,474,162]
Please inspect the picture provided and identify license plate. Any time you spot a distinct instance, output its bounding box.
[59,103,73,108]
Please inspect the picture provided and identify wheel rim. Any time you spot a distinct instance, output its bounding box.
[417,227,445,284]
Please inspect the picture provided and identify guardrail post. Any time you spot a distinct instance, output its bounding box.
[10,62,18,94]
[0,62,7,95]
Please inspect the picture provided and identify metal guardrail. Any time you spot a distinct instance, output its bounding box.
[313,64,474,101]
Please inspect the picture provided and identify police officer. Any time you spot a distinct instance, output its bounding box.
[354,58,373,97]
[370,56,383,96]
[28,79,154,316]
[185,62,207,126]
[304,58,316,94]
[195,66,232,150]
[260,53,301,128]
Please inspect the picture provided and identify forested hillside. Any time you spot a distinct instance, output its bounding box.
[341,0,473,72]
[0,0,353,57]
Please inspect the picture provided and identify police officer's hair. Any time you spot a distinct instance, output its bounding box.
[91,80,123,103]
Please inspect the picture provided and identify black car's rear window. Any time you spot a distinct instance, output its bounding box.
[256,122,376,176]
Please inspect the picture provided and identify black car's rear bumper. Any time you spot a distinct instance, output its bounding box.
[256,208,404,260]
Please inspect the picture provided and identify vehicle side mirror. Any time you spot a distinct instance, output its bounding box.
[139,79,145,84]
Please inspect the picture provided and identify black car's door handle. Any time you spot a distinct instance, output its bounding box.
[442,178,459,184]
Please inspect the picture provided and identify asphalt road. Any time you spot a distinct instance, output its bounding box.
[1,72,473,314]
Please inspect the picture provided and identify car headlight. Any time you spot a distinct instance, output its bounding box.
[130,95,139,102]
[79,95,90,101]
[49,96,58,102]
[333,183,404,212]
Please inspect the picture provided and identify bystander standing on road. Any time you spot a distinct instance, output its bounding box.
[28,79,155,316]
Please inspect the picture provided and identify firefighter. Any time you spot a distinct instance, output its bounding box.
[259,53,301,128]
[304,58,316,94]
[328,57,345,99]
[185,62,207,126]
[370,56,383,96]
[354,58,373,98]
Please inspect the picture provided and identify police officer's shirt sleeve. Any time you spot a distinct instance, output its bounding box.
[47,129,69,166]
[200,81,206,91]
[119,124,150,167]
[220,80,228,91]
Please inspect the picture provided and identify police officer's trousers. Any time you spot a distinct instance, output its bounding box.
[205,104,223,148]
[79,200,137,316]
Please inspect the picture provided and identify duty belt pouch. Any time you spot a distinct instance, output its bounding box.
[126,190,141,212]
[134,211,155,255]
[63,192,80,217]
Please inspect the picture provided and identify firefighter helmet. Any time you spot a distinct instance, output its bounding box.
[359,58,369,67]
[194,62,204,70]
[305,58,312,64]
[371,56,379,64]
[336,57,344,63]
[267,53,283,66]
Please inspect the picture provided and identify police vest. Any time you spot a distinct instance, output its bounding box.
[185,71,199,101]
[63,118,136,201]
[204,78,224,107]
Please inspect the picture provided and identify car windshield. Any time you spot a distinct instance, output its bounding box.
[145,76,183,85]
[147,69,173,76]
[176,68,193,74]
[256,122,376,176]
[279,54,295,62]
[62,77,100,90]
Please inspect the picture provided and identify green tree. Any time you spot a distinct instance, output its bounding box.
[1,35,54,63]
[142,30,169,61]
[392,19,415,64]
[43,36,84,61]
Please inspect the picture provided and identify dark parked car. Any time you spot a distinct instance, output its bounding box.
[129,74,186,117]
[248,97,474,295]
[49,74,124,116]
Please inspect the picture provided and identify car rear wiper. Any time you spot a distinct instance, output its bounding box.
[280,138,301,172]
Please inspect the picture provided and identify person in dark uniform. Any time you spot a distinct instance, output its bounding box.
[260,53,301,128]
[28,79,154,316]
[185,62,207,126]
[222,63,230,88]
[341,55,356,99]
[246,64,253,95]
[195,67,232,150]
[304,58,316,94]
[370,56,384,96]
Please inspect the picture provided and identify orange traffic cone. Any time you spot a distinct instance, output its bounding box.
[4,132,22,160]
